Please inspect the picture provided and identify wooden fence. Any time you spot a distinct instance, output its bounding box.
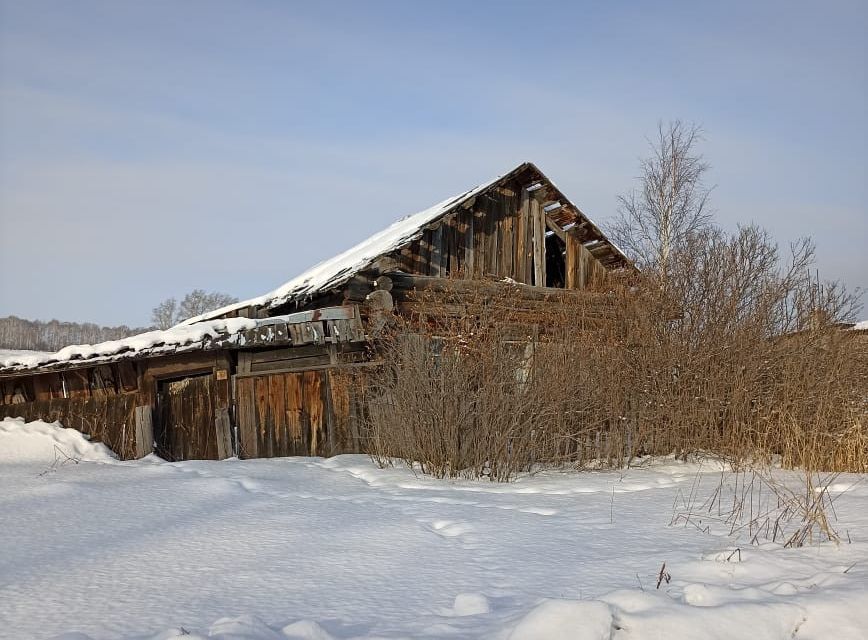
[0,393,139,458]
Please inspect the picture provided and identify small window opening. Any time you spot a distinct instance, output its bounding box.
[545,234,566,288]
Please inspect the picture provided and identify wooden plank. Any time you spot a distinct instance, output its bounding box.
[303,371,323,456]
[418,231,433,277]
[134,405,154,458]
[236,377,258,458]
[545,215,567,242]
[566,230,579,289]
[516,189,529,284]
[269,374,287,456]
[236,359,379,378]
[388,272,614,303]
[328,370,352,453]
[531,197,546,286]
[285,373,305,455]
[322,371,336,456]
[237,352,252,375]
[406,238,423,275]
[463,212,474,279]
[215,407,232,459]
[256,306,358,326]
[65,369,89,398]
[430,224,444,277]
[116,361,138,392]
[502,197,514,279]
[447,217,459,276]
[578,241,589,289]
[250,344,331,365]
[254,375,272,457]
[487,198,503,276]
[31,374,54,401]
[287,322,302,344]
[474,210,486,278]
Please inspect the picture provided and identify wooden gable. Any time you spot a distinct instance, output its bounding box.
[384,167,613,290]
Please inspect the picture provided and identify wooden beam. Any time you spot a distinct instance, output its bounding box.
[387,272,614,303]
[431,225,444,277]
[215,407,232,460]
[531,196,546,287]
[463,212,474,279]
[134,405,154,458]
[516,189,529,284]
[545,215,567,243]
[234,359,381,379]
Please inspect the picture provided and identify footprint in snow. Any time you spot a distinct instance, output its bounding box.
[422,519,480,548]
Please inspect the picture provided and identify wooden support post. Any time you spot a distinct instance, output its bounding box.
[215,407,232,460]
[237,352,252,375]
[430,225,444,277]
[134,405,154,458]
[516,189,529,284]
[463,213,474,279]
[531,197,546,287]
[566,228,584,290]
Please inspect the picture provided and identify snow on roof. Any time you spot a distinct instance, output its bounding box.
[182,168,513,325]
[0,162,628,376]
[0,349,54,361]
[0,317,257,373]
[182,161,630,325]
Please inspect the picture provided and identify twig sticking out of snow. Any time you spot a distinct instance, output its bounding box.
[656,562,671,589]
[38,444,82,477]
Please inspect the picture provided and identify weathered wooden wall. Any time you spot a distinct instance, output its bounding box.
[155,374,218,461]
[139,353,232,461]
[0,361,138,405]
[235,369,357,458]
[387,178,609,290]
[0,393,139,458]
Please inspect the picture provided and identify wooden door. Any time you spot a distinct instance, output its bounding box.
[155,374,217,461]
[236,370,354,459]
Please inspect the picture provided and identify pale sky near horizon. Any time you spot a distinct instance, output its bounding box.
[1,0,866,327]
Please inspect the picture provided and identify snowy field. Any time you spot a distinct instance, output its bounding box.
[1,418,867,640]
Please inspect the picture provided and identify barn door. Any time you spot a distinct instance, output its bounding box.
[236,370,351,459]
[155,374,218,461]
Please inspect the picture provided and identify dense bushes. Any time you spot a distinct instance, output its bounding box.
[357,227,866,480]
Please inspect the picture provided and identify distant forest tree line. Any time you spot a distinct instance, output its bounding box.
[0,289,238,352]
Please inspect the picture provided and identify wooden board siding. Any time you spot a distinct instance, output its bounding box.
[565,232,608,290]
[236,370,345,458]
[385,176,608,290]
[155,374,218,461]
[0,393,139,458]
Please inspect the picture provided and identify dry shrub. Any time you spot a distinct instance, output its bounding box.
[670,467,845,547]
[357,225,866,479]
[361,285,587,480]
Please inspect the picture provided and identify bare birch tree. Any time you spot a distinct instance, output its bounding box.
[609,120,714,271]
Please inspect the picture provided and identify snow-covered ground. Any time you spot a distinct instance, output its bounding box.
[1,418,867,640]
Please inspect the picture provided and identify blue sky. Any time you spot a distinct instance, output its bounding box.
[1,0,865,326]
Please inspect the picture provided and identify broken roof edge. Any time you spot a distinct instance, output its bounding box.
[183,161,632,325]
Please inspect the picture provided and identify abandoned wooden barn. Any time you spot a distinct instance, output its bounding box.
[0,162,632,460]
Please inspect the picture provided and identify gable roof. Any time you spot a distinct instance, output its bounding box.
[184,162,630,324]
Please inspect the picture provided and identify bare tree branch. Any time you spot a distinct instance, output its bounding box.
[609,120,715,271]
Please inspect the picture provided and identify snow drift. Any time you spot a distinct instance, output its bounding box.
[0,417,117,463]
